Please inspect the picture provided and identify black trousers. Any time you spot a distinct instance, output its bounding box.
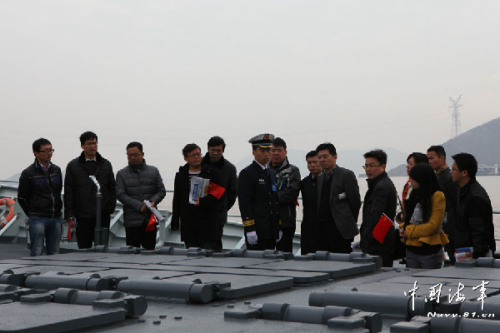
[215,222,224,252]
[444,240,456,265]
[276,227,296,253]
[317,217,353,254]
[320,235,353,254]
[125,219,157,250]
[75,215,110,249]
[368,250,394,267]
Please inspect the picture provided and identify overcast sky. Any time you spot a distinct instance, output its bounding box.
[1,1,499,181]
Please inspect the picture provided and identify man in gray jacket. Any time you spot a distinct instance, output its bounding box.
[271,137,301,252]
[116,142,166,250]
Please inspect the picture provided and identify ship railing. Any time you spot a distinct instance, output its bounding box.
[1,188,500,256]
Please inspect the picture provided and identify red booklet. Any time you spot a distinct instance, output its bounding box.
[372,213,393,244]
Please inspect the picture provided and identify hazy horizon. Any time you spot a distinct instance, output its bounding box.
[2,1,499,180]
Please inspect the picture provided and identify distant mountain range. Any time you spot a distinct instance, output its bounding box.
[10,118,497,182]
[442,117,500,165]
[388,116,500,176]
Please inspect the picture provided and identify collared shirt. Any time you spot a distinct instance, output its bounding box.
[311,171,323,180]
[435,163,449,178]
[323,170,334,183]
[39,162,52,173]
[85,158,97,175]
[254,160,268,170]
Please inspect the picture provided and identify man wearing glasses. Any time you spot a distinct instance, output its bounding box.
[116,142,166,250]
[64,131,116,249]
[451,153,495,259]
[360,149,397,267]
[171,143,225,250]
[18,138,63,256]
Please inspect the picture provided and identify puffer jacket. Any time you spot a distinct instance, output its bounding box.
[18,159,63,218]
[271,158,301,229]
[116,160,166,227]
[64,152,116,219]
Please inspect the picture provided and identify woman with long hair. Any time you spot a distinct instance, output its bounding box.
[399,163,449,268]
[399,152,429,224]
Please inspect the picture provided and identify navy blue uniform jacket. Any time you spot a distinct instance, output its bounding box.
[238,161,280,240]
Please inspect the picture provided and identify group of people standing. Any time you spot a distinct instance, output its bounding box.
[238,134,495,268]
[397,146,495,268]
[17,131,495,269]
[18,131,166,256]
[298,145,398,266]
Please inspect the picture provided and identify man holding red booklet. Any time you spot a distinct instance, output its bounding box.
[360,149,398,267]
[171,143,226,251]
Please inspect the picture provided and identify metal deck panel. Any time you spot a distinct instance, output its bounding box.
[163,273,294,299]
[248,260,377,279]
[413,266,500,281]
[164,256,283,268]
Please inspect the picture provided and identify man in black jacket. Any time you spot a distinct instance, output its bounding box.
[451,153,495,259]
[314,143,361,254]
[64,131,116,249]
[172,143,225,250]
[271,137,301,253]
[238,134,281,250]
[361,149,397,267]
[18,138,63,256]
[116,142,166,250]
[202,136,237,251]
[427,145,459,264]
[300,150,322,254]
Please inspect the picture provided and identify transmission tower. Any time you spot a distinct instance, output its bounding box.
[449,95,462,139]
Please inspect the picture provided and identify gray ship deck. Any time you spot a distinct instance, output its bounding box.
[2,242,500,333]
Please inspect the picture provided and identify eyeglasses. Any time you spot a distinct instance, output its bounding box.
[84,142,98,146]
[39,149,55,153]
[187,152,201,158]
[127,153,141,158]
[363,163,382,169]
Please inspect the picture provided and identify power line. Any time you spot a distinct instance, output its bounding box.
[449,95,462,139]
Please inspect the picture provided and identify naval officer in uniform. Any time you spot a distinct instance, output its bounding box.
[238,134,281,250]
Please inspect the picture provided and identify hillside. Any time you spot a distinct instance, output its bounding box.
[389,116,500,176]
[442,117,500,166]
